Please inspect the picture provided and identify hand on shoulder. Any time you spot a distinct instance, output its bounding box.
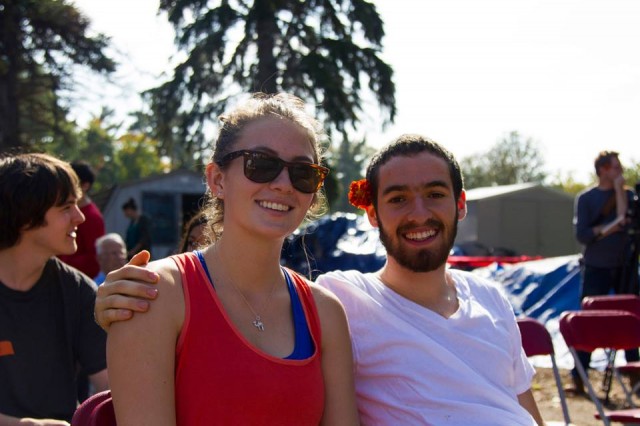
[94,251,159,331]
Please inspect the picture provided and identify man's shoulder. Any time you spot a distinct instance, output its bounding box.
[449,268,496,286]
[449,268,507,300]
[576,185,600,199]
[316,269,374,291]
[48,257,98,291]
[317,269,368,282]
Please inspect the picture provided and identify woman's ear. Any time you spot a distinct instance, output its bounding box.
[206,162,224,199]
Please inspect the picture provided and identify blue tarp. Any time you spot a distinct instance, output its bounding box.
[475,256,582,323]
[282,213,386,279]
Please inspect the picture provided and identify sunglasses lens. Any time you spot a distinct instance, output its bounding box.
[289,164,325,193]
[237,151,326,193]
[245,153,283,183]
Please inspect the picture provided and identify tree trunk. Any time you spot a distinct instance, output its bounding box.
[0,1,22,152]
[254,0,278,94]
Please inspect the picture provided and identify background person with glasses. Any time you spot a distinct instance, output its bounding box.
[104,93,358,425]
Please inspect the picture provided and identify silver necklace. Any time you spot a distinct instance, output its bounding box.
[213,255,279,332]
[228,277,278,332]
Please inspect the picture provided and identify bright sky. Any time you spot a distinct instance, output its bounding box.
[73,0,640,184]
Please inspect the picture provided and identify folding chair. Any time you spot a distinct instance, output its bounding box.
[517,317,572,425]
[71,390,115,426]
[582,295,640,405]
[583,295,640,314]
[559,310,640,425]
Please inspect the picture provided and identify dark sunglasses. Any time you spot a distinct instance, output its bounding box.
[216,150,329,194]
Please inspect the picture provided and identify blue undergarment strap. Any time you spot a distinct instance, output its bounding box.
[195,250,213,288]
[283,269,314,360]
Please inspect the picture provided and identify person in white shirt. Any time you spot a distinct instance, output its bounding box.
[94,134,544,426]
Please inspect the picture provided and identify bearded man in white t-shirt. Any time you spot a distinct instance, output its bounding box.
[94,134,544,426]
[316,134,543,425]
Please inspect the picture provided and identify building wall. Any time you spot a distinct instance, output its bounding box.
[455,186,580,257]
[501,199,539,254]
[456,204,478,244]
[536,200,578,256]
[102,171,207,259]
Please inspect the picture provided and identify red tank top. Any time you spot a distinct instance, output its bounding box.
[172,252,325,425]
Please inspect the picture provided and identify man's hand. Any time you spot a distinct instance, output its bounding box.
[94,251,159,331]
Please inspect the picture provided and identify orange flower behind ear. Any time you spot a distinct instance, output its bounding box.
[348,179,372,210]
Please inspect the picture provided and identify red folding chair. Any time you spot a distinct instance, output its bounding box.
[582,294,640,405]
[71,390,115,426]
[560,310,640,425]
[583,295,640,314]
[517,317,572,425]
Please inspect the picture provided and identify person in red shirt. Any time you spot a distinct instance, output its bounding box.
[58,161,105,278]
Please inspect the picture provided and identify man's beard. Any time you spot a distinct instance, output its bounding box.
[378,211,458,273]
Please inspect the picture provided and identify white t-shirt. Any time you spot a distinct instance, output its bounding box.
[316,269,536,426]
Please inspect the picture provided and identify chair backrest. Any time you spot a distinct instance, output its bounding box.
[517,317,571,425]
[71,390,116,426]
[517,317,555,357]
[559,310,640,352]
[560,309,640,425]
[582,294,640,316]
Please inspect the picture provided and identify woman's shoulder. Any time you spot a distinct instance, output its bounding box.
[147,256,183,287]
[122,256,185,330]
[308,280,343,307]
[314,270,379,300]
[303,279,351,347]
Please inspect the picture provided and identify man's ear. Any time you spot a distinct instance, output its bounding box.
[206,162,224,199]
[366,205,379,228]
[457,190,467,221]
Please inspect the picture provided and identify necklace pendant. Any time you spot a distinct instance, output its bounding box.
[253,317,265,331]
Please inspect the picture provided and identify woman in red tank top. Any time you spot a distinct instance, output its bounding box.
[103,93,359,425]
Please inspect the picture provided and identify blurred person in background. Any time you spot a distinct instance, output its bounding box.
[121,198,151,259]
[94,233,127,285]
[177,211,209,253]
[571,150,639,394]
